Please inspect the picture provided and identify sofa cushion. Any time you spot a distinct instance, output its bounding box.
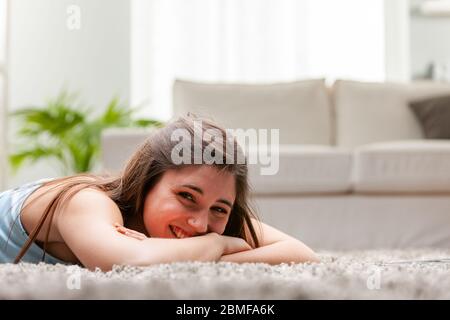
[409,94,450,139]
[353,140,450,193]
[334,80,450,148]
[248,145,352,195]
[173,79,333,145]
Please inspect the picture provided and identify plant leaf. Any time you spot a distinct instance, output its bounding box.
[9,92,165,175]
[8,146,65,173]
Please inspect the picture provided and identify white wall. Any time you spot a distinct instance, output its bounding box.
[410,0,450,80]
[384,0,450,81]
[5,0,130,189]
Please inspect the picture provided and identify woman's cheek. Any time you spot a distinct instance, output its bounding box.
[209,218,228,235]
[163,199,187,217]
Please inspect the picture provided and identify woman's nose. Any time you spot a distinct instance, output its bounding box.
[187,211,209,234]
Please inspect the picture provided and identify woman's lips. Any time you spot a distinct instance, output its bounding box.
[170,225,193,238]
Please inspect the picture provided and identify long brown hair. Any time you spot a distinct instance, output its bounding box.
[14,114,261,263]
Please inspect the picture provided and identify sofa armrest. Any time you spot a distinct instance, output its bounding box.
[100,128,156,173]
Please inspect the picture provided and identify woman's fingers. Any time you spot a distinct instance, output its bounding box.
[120,228,147,240]
[216,234,253,255]
[114,224,148,240]
[123,228,147,239]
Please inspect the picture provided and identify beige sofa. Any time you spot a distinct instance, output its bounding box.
[101,79,450,250]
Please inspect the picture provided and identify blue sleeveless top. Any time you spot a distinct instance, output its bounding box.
[0,178,68,264]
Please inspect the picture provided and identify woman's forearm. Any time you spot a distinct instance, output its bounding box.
[133,233,225,265]
[219,239,320,265]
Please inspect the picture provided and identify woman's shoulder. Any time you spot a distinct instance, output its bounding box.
[56,186,124,225]
[71,186,112,200]
[67,187,120,211]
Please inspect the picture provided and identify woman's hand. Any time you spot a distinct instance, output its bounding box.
[214,233,253,255]
[114,223,148,241]
[115,224,252,255]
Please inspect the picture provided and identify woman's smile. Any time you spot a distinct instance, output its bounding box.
[170,225,194,238]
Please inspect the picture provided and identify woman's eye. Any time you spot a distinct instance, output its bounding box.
[179,192,195,202]
[212,207,228,215]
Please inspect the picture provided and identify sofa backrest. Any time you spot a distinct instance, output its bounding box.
[173,78,450,148]
[173,78,333,145]
[334,80,450,148]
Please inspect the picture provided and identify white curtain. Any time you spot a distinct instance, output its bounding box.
[131,0,385,121]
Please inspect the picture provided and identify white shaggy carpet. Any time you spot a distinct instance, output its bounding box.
[1,249,449,299]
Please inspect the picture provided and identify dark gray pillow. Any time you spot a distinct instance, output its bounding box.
[409,95,450,139]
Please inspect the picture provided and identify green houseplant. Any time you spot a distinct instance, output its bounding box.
[9,92,163,175]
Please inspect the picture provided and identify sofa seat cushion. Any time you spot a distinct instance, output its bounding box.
[248,145,352,195]
[353,140,450,193]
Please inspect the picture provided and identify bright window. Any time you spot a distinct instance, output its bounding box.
[131,0,385,120]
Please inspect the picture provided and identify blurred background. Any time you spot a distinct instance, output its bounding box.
[0,0,449,189]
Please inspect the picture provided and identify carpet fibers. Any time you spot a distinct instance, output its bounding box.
[1,249,449,299]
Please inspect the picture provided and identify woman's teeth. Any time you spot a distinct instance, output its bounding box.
[171,225,190,238]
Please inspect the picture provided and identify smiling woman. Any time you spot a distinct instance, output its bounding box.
[0,114,319,271]
[131,165,237,240]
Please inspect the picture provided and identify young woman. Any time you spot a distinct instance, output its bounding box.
[0,115,319,271]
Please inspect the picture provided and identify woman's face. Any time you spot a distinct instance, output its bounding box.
[142,165,236,238]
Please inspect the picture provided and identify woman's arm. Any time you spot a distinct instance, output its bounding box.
[219,219,320,264]
[56,189,250,271]
[118,217,320,265]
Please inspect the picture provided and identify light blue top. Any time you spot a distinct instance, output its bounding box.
[0,178,68,264]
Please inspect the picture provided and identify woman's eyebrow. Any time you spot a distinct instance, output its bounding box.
[181,184,233,208]
[217,199,232,209]
[182,184,204,194]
